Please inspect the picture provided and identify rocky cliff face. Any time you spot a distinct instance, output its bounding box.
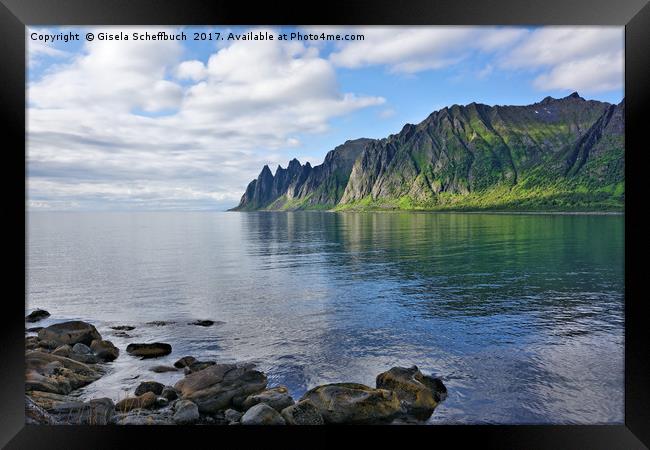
[230,138,372,211]
[232,93,624,211]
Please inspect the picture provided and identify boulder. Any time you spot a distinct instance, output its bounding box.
[26,309,50,323]
[134,381,165,396]
[126,343,172,359]
[174,363,267,414]
[48,397,115,425]
[72,343,92,354]
[184,361,216,374]
[242,386,294,412]
[173,399,200,424]
[90,339,119,362]
[25,395,60,424]
[25,350,103,395]
[241,403,286,425]
[38,321,101,346]
[224,408,243,424]
[375,366,447,419]
[68,353,100,365]
[173,356,197,368]
[161,386,179,401]
[27,390,78,411]
[38,340,59,350]
[115,392,157,413]
[300,383,402,424]
[51,345,72,358]
[280,399,325,425]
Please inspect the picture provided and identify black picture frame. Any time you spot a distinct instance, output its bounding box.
[2,0,648,448]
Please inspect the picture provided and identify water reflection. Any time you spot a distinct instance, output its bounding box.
[27,211,623,424]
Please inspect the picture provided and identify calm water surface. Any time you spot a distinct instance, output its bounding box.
[26,211,624,424]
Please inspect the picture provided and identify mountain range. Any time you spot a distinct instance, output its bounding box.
[231,93,624,211]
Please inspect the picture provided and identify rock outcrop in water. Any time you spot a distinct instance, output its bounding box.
[233,94,624,211]
[25,313,448,425]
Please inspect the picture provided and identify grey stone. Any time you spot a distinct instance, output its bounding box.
[241,403,286,425]
[173,400,199,424]
[38,321,102,346]
[280,399,325,425]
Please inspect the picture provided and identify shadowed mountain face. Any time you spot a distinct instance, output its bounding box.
[231,138,373,211]
[232,93,624,211]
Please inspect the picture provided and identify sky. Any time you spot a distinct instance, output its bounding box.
[26,26,624,211]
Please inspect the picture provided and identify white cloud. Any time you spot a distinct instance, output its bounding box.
[175,59,207,81]
[27,27,384,210]
[326,26,623,93]
[501,27,624,93]
[532,51,623,92]
[328,27,527,74]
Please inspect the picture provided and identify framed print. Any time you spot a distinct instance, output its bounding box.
[1,0,649,447]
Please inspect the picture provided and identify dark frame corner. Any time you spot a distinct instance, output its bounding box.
[2,0,648,448]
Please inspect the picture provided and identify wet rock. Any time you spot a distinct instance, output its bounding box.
[26,309,50,323]
[38,340,59,350]
[188,320,218,327]
[27,390,77,410]
[300,383,402,424]
[48,398,115,425]
[38,321,102,346]
[150,365,178,373]
[110,325,135,331]
[126,342,172,359]
[111,331,132,338]
[156,397,169,408]
[51,345,72,358]
[174,363,267,414]
[241,403,286,425]
[90,339,119,362]
[242,386,294,412]
[173,400,200,424]
[68,353,100,365]
[173,356,197,369]
[72,343,92,354]
[25,350,103,395]
[114,409,174,425]
[134,381,165,396]
[224,408,242,424]
[115,392,157,413]
[25,395,60,424]
[280,399,325,425]
[184,361,216,374]
[26,327,44,333]
[161,386,179,401]
[146,321,174,326]
[376,365,447,420]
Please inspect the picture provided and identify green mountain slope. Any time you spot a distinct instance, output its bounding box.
[231,93,624,212]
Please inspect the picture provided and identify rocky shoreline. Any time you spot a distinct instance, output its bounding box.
[25,310,447,425]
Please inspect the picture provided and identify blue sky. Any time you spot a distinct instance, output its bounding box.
[27,26,624,210]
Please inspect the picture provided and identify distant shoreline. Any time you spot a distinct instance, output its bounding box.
[228,209,624,216]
